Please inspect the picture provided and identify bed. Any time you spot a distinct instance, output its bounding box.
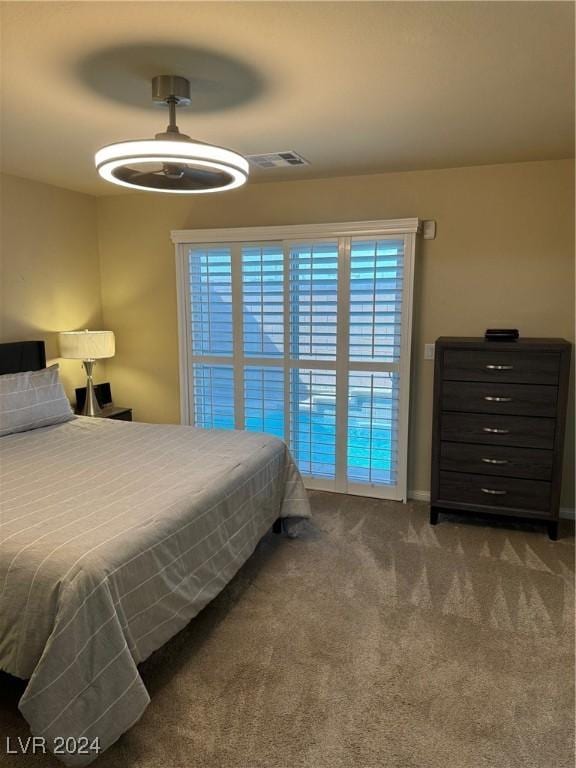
[0,341,311,765]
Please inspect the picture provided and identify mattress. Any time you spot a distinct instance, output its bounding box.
[0,416,310,764]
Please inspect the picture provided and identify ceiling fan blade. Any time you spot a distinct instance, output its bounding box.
[120,164,225,189]
[180,166,223,187]
[127,168,164,179]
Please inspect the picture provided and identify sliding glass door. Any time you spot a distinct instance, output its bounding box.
[174,220,418,501]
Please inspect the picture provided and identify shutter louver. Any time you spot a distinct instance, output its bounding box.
[289,242,339,360]
[244,366,284,439]
[193,364,234,429]
[242,246,284,358]
[290,368,337,479]
[349,239,404,363]
[189,247,233,356]
[347,371,399,485]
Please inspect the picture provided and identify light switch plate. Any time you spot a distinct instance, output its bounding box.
[424,343,435,360]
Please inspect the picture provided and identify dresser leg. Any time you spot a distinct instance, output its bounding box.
[430,508,439,526]
[547,522,559,541]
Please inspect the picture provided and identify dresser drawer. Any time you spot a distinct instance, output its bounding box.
[441,412,556,449]
[443,350,560,385]
[440,442,553,481]
[439,471,552,515]
[442,381,557,417]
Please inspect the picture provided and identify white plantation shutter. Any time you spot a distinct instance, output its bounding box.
[288,242,339,480]
[345,238,404,491]
[175,220,418,501]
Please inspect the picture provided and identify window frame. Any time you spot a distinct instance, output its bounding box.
[173,218,420,501]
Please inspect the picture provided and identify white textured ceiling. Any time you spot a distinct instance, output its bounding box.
[1,1,574,196]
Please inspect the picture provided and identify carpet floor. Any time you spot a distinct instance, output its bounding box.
[1,492,574,768]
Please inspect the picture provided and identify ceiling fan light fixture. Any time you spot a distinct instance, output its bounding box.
[95,140,249,194]
[95,75,249,194]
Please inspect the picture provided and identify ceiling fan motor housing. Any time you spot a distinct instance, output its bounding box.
[151,75,191,106]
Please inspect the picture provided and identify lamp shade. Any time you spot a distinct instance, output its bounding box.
[59,330,115,360]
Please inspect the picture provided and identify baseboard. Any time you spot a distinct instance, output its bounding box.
[408,490,575,520]
[408,490,430,502]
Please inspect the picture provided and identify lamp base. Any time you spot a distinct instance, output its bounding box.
[82,360,102,417]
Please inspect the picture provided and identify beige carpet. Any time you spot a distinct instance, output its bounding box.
[1,492,574,768]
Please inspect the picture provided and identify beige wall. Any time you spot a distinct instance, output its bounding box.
[0,165,571,506]
[0,173,104,397]
[97,159,574,507]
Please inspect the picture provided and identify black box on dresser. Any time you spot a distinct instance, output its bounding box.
[430,337,571,539]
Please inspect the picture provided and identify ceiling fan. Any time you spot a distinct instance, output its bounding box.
[95,75,249,194]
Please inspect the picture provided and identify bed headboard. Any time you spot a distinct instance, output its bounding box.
[0,341,46,375]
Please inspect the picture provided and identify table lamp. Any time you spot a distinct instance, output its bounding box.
[59,330,115,416]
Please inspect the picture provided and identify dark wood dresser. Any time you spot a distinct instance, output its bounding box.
[430,337,571,539]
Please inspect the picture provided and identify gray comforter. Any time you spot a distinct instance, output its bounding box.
[0,417,310,764]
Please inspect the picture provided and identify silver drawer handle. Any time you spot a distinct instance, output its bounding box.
[482,427,510,434]
[485,364,514,370]
[484,396,512,402]
[481,488,508,496]
[481,458,509,465]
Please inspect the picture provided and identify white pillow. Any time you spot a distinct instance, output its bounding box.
[0,364,74,437]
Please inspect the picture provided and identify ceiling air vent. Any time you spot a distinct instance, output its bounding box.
[246,151,309,169]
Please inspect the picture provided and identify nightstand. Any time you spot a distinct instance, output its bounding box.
[76,405,133,421]
[100,405,132,421]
